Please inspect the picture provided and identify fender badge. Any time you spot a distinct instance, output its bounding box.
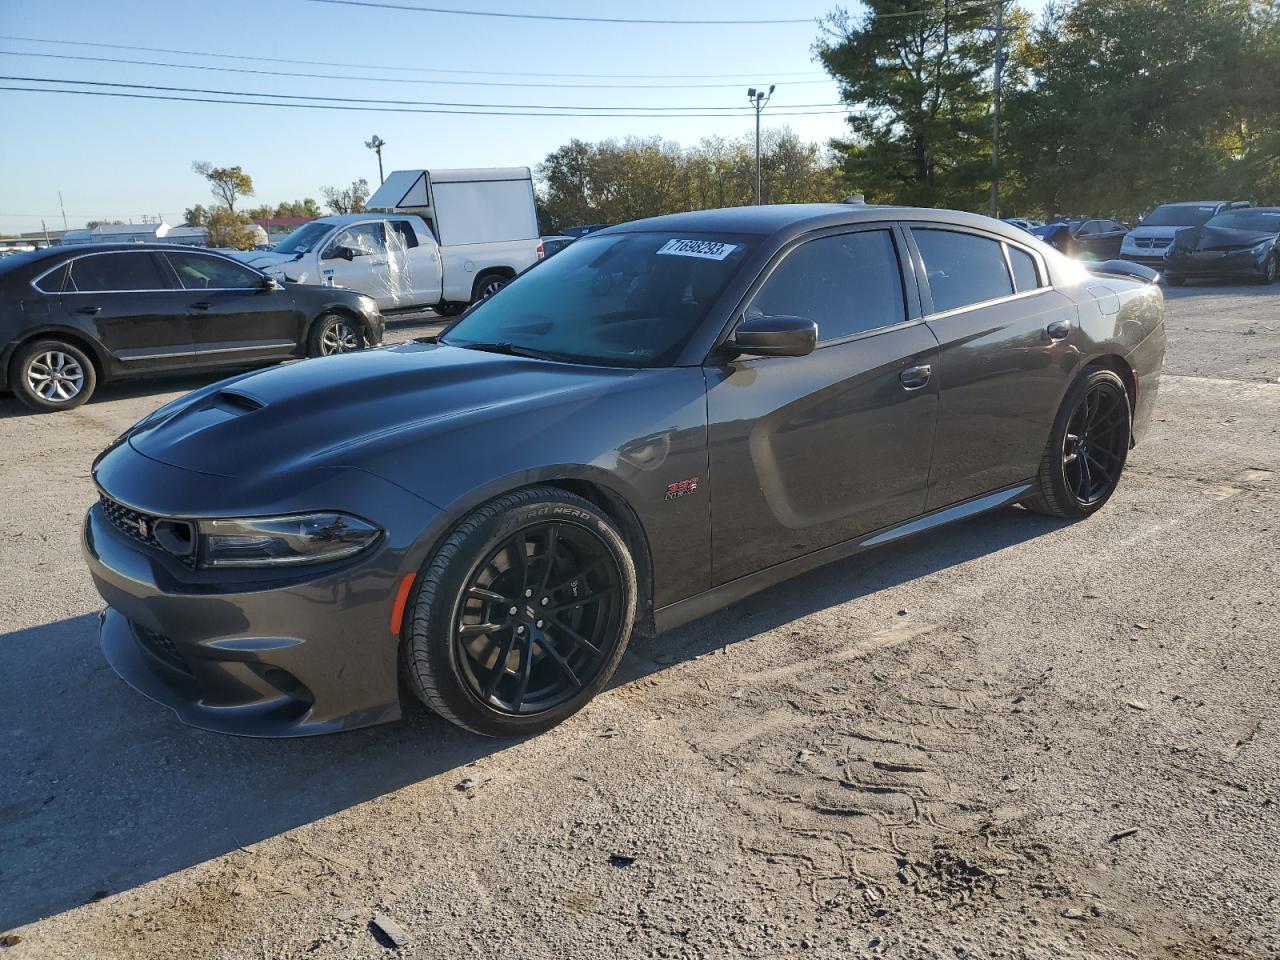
[664,477,699,501]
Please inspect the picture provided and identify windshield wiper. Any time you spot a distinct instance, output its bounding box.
[448,341,574,363]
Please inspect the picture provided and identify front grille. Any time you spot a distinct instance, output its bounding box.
[99,495,197,568]
[1133,237,1173,249]
[134,624,194,677]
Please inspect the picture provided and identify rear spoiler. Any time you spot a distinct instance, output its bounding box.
[1080,259,1160,284]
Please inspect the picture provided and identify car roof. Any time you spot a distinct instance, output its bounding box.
[1153,200,1233,208]
[595,203,1028,242]
[311,213,416,226]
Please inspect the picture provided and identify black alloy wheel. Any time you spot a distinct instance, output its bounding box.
[1061,379,1129,507]
[453,521,624,716]
[1025,367,1131,519]
[404,486,637,737]
[1261,253,1278,286]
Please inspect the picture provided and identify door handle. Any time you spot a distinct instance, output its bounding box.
[190,302,212,310]
[900,364,932,390]
[76,305,101,316]
[1046,320,1071,341]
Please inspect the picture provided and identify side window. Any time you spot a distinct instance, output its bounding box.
[33,262,70,293]
[913,229,1014,313]
[67,253,168,292]
[1006,245,1043,292]
[322,223,386,259]
[166,252,262,289]
[389,221,419,249]
[747,230,905,343]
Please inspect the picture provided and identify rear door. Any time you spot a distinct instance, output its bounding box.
[386,218,442,307]
[160,250,302,365]
[318,221,392,306]
[57,251,193,371]
[907,225,1078,509]
[705,226,940,585]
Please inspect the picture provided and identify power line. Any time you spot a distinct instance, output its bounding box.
[301,0,817,24]
[0,84,850,119]
[0,74,843,112]
[0,34,827,80]
[0,49,833,89]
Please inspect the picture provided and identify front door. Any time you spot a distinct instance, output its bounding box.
[319,221,393,307]
[58,250,193,372]
[907,226,1079,509]
[386,218,443,308]
[706,227,940,586]
[161,251,301,365]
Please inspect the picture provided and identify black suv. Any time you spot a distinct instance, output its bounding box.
[0,244,384,412]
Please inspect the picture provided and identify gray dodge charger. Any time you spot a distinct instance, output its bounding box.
[84,205,1167,738]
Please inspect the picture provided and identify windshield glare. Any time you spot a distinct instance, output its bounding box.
[273,221,333,255]
[1204,210,1280,232]
[1141,205,1220,228]
[441,232,754,367]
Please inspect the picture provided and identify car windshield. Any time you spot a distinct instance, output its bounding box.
[441,231,755,367]
[273,221,333,255]
[1203,210,1280,232]
[1141,204,1220,227]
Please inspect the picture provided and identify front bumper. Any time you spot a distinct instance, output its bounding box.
[1162,250,1269,278]
[1119,251,1170,270]
[83,457,440,737]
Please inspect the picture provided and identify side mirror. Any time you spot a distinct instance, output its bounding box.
[257,276,282,292]
[729,315,818,358]
[324,245,355,261]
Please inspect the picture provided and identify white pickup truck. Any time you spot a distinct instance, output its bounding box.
[235,167,543,315]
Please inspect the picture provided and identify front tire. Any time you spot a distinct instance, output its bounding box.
[1024,368,1131,519]
[10,339,97,412]
[403,486,637,738]
[1258,254,1278,286]
[308,313,364,357]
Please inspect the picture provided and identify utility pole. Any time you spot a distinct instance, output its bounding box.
[746,85,774,205]
[365,135,387,184]
[989,0,1008,218]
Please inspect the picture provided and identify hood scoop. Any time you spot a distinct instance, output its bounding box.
[217,389,266,412]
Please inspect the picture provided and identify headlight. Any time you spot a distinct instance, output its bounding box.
[1251,239,1274,255]
[197,512,381,568]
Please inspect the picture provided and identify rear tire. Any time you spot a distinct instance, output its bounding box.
[307,313,364,357]
[10,339,97,412]
[435,302,466,317]
[403,486,637,738]
[473,272,509,302]
[1024,368,1131,519]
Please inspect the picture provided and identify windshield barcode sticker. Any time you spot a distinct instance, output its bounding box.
[656,238,739,261]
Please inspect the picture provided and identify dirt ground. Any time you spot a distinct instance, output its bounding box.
[1,282,1277,959]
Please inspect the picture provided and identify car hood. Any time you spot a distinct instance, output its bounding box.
[1169,225,1278,253]
[231,251,304,270]
[1124,226,1186,241]
[127,343,641,481]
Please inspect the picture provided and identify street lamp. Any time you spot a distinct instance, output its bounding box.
[746,85,775,205]
[365,135,387,185]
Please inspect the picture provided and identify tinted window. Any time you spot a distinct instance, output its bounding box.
[390,221,419,249]
[1204,210,1280,232]
[1006,245,1041,292]
[323,223,385,259]
[33,262,69,293]
[748,231,905,342]
[1140,204,1219,227]
[166,252,261,289]
[68,253,168,292]
[913,230,1014,313]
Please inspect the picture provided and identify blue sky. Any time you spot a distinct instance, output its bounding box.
[0,0,1043,235]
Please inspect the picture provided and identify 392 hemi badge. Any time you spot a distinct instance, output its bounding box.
[664,477,699,501]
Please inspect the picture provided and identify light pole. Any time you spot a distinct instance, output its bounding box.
[746,85,774,205]
[365,135,387,184]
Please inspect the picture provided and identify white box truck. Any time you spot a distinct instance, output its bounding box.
[236,167,543,315]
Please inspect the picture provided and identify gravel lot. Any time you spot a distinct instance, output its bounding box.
[1,285,1277,959]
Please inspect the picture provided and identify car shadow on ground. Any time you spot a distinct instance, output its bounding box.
[0,505,1068,932]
